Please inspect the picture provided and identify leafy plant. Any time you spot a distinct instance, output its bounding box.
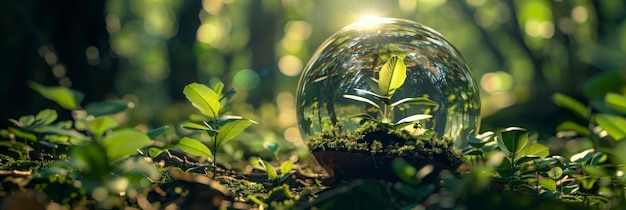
[176,82,257,176]
[258,157,295,187]
[2,83,136,160]
[553,91,626,149]
[342,55,438,129]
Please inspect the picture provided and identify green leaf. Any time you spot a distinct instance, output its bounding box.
[180,122,218,136]
[183,83,221,118]
[24,125,89,141]
[88,116,119,137]
[394,114,432,128]
[35,109,58,125]
[47,135,70,144]
[101,128,152,162]
[84,100,131,117]
[606,140,626,166]
[8,127,37,141]
[556,121,590,136]
[595,114,626,140]
[147,125,169,139]
[605,93,626,114]
[583,71,624,99]
[220,88,237,102]
[216,119,256,146]
[263,141,279,153]
[345,113,376,121]
[147,146,167,158]
[38,141,58,149]
[497,127,528,157]
[465,150,483,156]
[547,167,563,179]
[258,157,277,181]
[552,93,588,118]
[279,161,293,175]
[590,152,607,165]
[392,158,420,185]
[570,149,594,163]
[181,121,212,130]
[515,143,549,163]
[577,177,597,190]
[378,55,406,96]
[354,88,386,100]
[213,82,224,95]
[467,131,494,149]
[515,155,542,165]
[70,142,108,181]
[18,115,36,127]
[496,157,514,177]
[175,137,212,158]
[390,97,439,109]
[582,165,606,177]
[29,82,84,110]
[117,157,160,188]
[343,95,380,109]
[539,179,557,192]
[365,77,382,95]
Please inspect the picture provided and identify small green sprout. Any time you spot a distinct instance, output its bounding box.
[343,55,439,129]
[177,82,257,176]
[258,157,295,187]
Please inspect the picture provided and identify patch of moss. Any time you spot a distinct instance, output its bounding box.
[307,121,464,169]
[0,160,42,171]
[223,178,266,199]
[246,184,296,208]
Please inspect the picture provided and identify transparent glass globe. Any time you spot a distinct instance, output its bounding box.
[296,18,480,148]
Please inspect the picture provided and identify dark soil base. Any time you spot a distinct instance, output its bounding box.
[313,150,456,182]
[307,121,464,182]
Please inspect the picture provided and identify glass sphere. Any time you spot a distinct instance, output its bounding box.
[296,18,480,148]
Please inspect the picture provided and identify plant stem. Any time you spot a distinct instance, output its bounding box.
[383,104,392,123]
[213,135,217,178]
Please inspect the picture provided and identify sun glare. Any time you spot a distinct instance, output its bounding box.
[355,14,383,27]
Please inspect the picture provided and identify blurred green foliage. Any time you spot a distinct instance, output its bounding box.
[0,0,625,146]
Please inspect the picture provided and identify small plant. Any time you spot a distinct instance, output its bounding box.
[258,157,295,187]
[176,82,257,176]
[342,55,438,129]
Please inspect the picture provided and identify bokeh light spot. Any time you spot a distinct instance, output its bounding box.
[571,6,588,23]
[86,46,100,65]
[197,24,218,44]
[202,0,223,15]
[106,14,121,33]
[44,52,58,65]
[491,92,516,108]
[277,92,297,128]
[524,19,554,38]
[283,126,303,146]
[398,0,417,11]
[285,21,312,41]
[233,69,260,89]
[52,64,66,78]
[144,5,177,38]
[278,55,303,77]
[480,71,513,93]
[280,38,303,53]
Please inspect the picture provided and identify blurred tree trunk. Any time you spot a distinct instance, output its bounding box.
[247,0,280,106]
[0,0,116,127]
[167,0,202,100]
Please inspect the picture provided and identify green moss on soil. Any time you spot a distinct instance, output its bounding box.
[0,160,42,171]
[307,121,464,169]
